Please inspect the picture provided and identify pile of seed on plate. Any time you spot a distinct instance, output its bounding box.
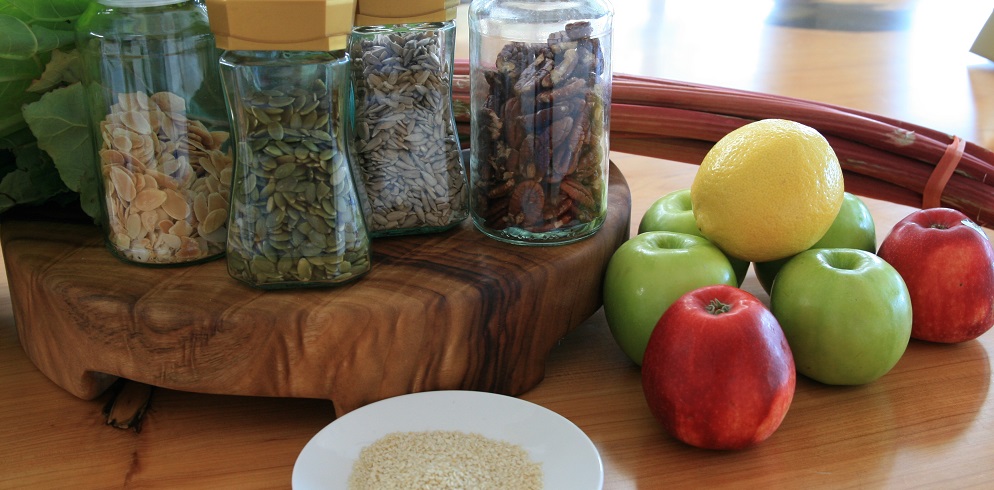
[347,430,543,489]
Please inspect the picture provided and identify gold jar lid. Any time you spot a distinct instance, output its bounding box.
[354,0,457,26]
[205,0,357,51]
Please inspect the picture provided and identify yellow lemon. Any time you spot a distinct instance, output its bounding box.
[691,119,844,262]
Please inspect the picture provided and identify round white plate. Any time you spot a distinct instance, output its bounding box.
[292,390,603,489]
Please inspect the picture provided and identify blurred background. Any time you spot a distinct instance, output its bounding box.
[457,0,994,148]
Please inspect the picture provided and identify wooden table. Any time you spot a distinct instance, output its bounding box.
[3,1,994,488]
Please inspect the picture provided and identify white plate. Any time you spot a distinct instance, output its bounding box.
[292,390,603,489]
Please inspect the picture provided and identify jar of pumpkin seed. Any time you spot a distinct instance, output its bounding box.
[349,1,467,237]
[206,0,371,289]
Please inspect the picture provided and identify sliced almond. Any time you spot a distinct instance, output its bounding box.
[109,166,136,202]
[100,149,129,166]
[157,232,182,251]
[200,208,227,235]
[161,189,191,220]
[170,219,193,237]
[193,192,208,223]
[120,111,152,135]
[133,188,167,212]
[125,213,143,239]
[175,236,204,259]
[150,91,186,113]
[140,211,158,235]
[207,192,228,214]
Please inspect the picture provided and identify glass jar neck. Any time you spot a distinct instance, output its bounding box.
[222,50,350,66]
[352,21,456,36]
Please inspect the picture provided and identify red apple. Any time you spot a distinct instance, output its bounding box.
[641,285,796,450]
[877,207,994,343]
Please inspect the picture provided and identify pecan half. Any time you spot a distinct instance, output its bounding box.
[509,180,545,226]
[536,78,588,104]
[561,177,595,209]
[513,56,554,96]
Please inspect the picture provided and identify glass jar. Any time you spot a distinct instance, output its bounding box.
[468,0,614,245]
[76,0,231,265]
[348,21,468,237]
[217,52,371,289]
[208,0,371,289]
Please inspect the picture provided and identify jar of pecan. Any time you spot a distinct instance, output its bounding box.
[468,0,614,245]
[349,0,468,237]
[206,0,372,289]
[76,0,231,265]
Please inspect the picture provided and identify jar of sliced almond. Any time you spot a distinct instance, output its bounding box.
[77,0,231,265]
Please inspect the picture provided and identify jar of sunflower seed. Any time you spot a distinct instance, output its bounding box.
[206,0,372,289]
[76,0,232,266]
[348,0,468,237]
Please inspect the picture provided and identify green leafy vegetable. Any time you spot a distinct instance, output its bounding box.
[2,0,92,23]
[0,126,35,149]
[22,82,98,218]
[0,142,70,210]
[0,0,96,221]
[0,57,44,130]
[27,48,81,92]
[0,14,77,60]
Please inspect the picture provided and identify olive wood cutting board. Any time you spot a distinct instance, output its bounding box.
[1,164,630,416]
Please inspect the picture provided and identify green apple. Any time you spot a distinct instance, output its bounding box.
[639,189,750,286]
[603,231,737,365]
[770,248,912,385]
[755,192,876,294]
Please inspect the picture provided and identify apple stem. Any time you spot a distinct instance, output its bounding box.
[705,299,732,315]
[930,223,949,230]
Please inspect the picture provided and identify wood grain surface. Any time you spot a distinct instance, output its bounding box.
[1,165,630,417]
